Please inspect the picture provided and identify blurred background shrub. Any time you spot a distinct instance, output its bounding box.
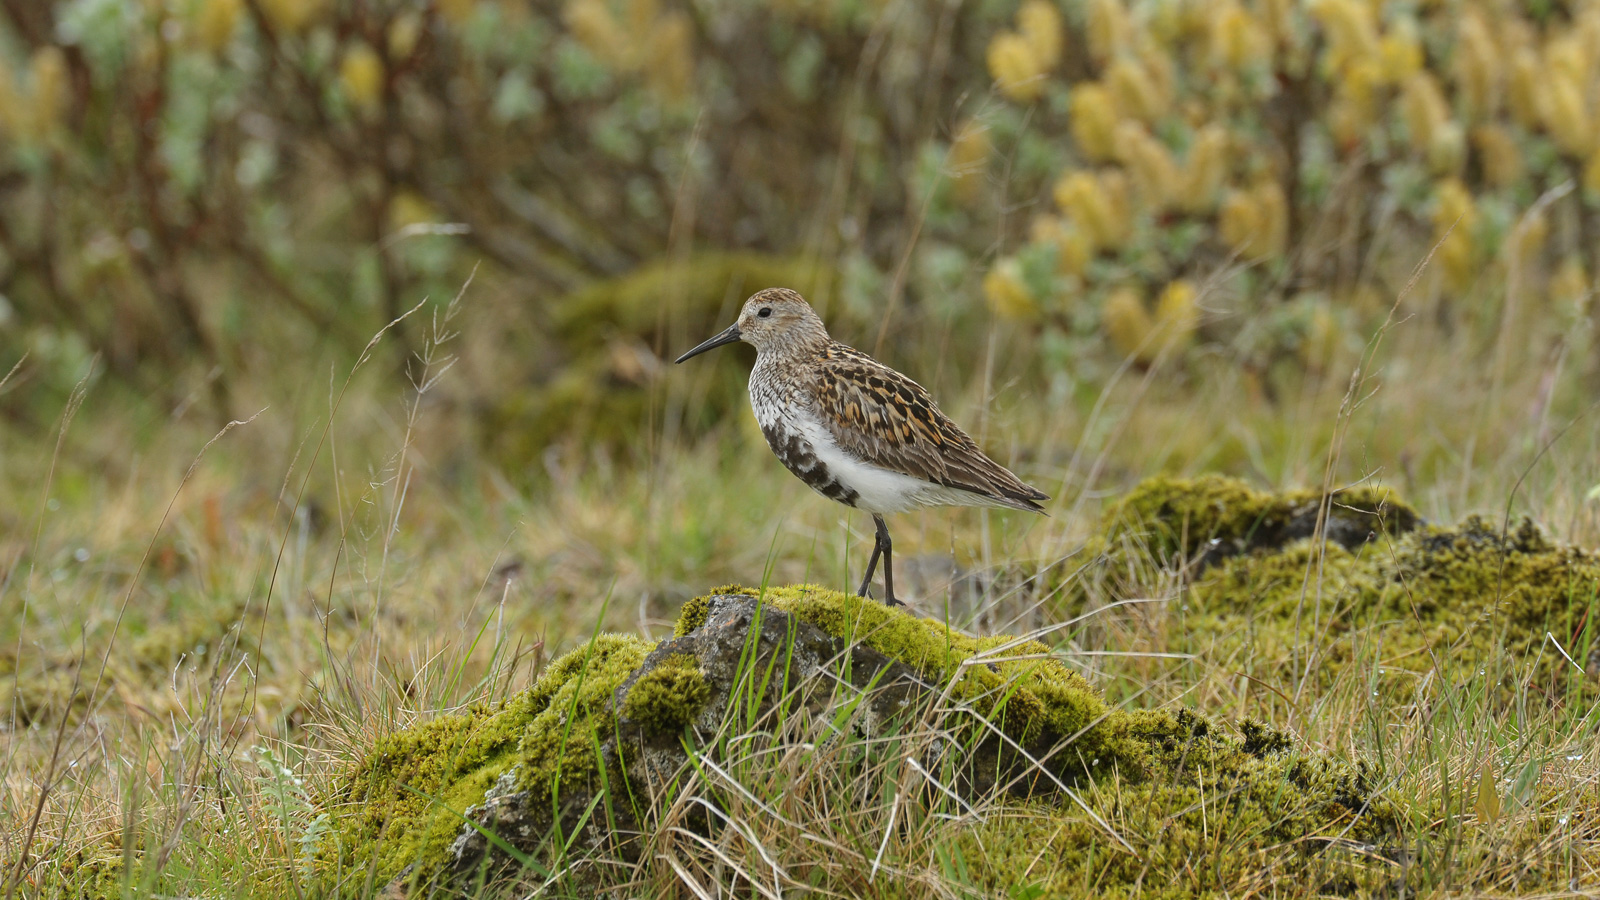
[0,0,1597,467]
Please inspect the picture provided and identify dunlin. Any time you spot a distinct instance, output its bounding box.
[676,288,1048,606]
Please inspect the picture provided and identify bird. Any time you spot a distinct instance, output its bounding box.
[675,287,1048,606]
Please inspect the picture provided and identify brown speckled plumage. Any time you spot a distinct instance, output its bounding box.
[804,341,1047,512]
[676,287,1048,605]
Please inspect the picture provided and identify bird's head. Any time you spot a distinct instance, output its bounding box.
[675,287,830,363]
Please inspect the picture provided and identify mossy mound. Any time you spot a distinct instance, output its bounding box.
[324,586,1393,897]
[1089,475,1419,571]
[1082,476,1600,694]
[324,632,652,892]
[963,719,1398,899]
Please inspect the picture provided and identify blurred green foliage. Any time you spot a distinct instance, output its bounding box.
[0,0,1597,455]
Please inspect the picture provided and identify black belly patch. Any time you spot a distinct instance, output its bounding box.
[761,423,859,506]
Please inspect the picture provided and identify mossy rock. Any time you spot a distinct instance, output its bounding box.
[1079,476,1600,695]
[322,586,1394,897]
[1088,475,1420,572]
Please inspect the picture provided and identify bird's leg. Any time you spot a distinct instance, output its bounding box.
[856,530,883,599]
[874,514,902,607]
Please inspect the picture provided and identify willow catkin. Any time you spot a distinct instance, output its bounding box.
[196,0,242,53]
[1102,286,1154,360]
[1017,0,1064,70]
[1086,0,1130,65]
[983,260,1039,321]
[988,32,1046,102]
[1153,279,1200,351]
[1179,124,1228,213]
[338,42,384,112]
[1070,83,1119,162]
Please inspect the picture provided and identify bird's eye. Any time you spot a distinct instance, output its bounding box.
[757,307,772,318]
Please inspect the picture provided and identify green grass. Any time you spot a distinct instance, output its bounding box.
[4,270,1600,897]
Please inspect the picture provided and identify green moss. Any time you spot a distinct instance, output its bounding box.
[1090,474,1417,567]
[1081,477,1600,693]
[326,633,652,891]
[960,715,1397,898]
[618,653,710,736]
[513,632,652,797]
[736,585,1152,778]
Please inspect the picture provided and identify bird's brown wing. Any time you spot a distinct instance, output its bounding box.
[806,343,1048,511]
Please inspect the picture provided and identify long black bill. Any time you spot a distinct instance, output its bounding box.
[674,323,742,363]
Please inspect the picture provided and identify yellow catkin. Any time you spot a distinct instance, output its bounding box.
[1179,124,1228,213]
[258,0,326,33]
[1107,56,1166,123]
[1152,279,1200,351]
[1210,4,1269,73]
[1054,171,1107,249]
[1219,189,1261,257]
[1401,72,1449,158]
[1377,27,1422,83]
[195,0,242,53]
[1017,0,1063,70]
[1054,170,1128,248]
[26,46,67,140]
[988,32,1045,102]
[1544,33,1593,88]
[1455,10,1500,121]
[1313,0,1377,66]
[1102,286,1154,360]
[565,0,630,68]
[1431,177,1477,236]
[339,42,384,112]
[388,11,423,59]
[1086,0,1130,65]
[1436,230,1475,292]
[1543,72,1593,158]
[436,0,478,25]
[1329,57,1381,147]
[1069,83,1119,162]
[983,260,1039,321]
[1432,178,1477,291]
[1506,49,1545,130]
[1116,121,1178,212]
[645,11,694,101]
[1220,182,1286,261]
[1472,125,1523,188]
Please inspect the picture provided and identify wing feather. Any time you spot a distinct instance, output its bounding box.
[806,344,1048,511]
